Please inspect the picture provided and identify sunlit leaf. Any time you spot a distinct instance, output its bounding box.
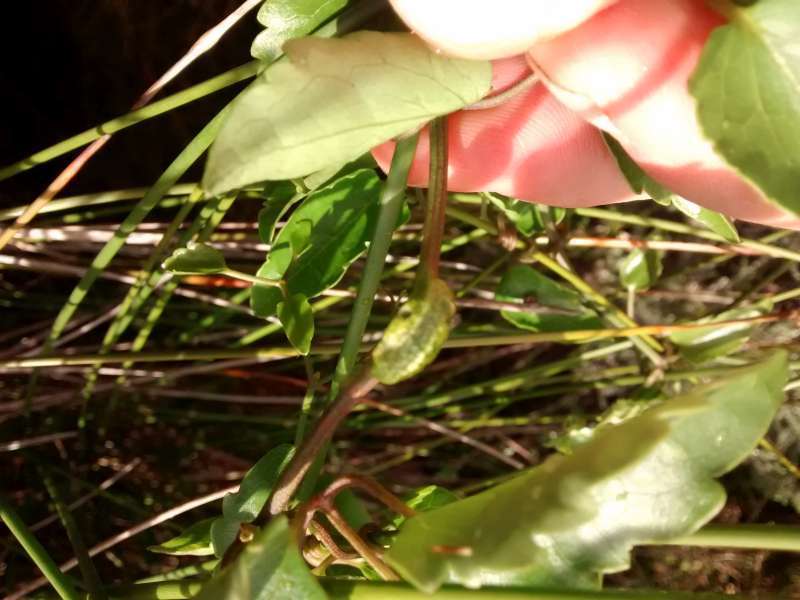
[148,518,214,556]
[258,181,302,244]
[251,0,348,62]
[618,249,662,292]
[670,305,769,364]
[495,265,601,332]
[690,0,800,216]
[386,353,788,592]
[486,194,565,237]
[391,485,458,529]
[196,516,326,600]
[671,196,740,243]
[204,32,491,194]
[163,242,227,275]
[251,170,382,317]
[277,293,314,355]
[603,133,672,202]
[211,444,295,558]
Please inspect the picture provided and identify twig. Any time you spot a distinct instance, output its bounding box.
[0,495,81,600]
[5,485,239,600]
[0,0,263,252]
[361,398,524,470]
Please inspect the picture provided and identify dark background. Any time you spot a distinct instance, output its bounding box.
[0,0,259,205]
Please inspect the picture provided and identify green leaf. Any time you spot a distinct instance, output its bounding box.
[669,305,769,364]
[485,194,565,237]
[602,133,673,202]
[251,170,382,317]
[372,278,456,385]
[251,0,348,62]
[618,248,662,291]
[386,352,788,592]
[391,486,459,529]
[258,181,302,244]
[196,516,327,600]
[210,516,240,560]
[495,265,601,332]
[148,518,215,556]
[277,293,314,355]
[223,444,295,523]
[204,32,492,194]
[162,242,227,275]
[671,196,740,243]
[689,0,800,216]
[210,444,296,558]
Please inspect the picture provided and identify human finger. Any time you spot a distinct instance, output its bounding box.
[388,0,618,60]
[528,0,800,228]
[372,56,640,208]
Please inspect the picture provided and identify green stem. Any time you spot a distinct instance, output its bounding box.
[669,523,800,552]
[416,117,448,287]
[264,133,420,516]
[0,184,199,222]
[41,471,107,599]
[0,63,258,182]
[221,268,285,291]
[574,207,800,263]
[0,495,81,600]
[5,314,793,369]
[322,581,730,600]
[329,132,420,399]
[46,105,231,345]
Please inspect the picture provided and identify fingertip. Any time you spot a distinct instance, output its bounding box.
[389,0,618,60]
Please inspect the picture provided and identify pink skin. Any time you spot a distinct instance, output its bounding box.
[377,0,800,228]
[372,57,641,208]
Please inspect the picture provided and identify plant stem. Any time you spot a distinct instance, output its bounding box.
[41,471,107,599]
[322,581,730,600]
[0,63,259,183]
[3,313,794,369]
[0,495,81,600]
[221,268,285,291]
[417,117,448,286]
[266,372,377,515]
[528,249,665,366]
[328,132,420,400]
[668,523,800,552]
[46,105,231,346]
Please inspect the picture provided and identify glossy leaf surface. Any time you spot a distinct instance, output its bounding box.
[386,353,788,592]
[251,170,382,317]
[204,32,491,194]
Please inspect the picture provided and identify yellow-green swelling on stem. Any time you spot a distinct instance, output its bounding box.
[0,495,81,600]
[327,133,421,400]
[265,134,421,517]
[372,118,456,385]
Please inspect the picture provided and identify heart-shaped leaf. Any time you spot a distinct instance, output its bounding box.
[386,352,788,592]
[163,242,227,275]
[619,248,662,292]
[251,0,348,62]
[251,170,383,317]
[211,444,294,558]
[670,305,770,364]
[689,0,800,216]
[204,32,491,194]
[148,518,215,557]
[495,265,601,332]
[277,293,314,355]
[671,196,740,243]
